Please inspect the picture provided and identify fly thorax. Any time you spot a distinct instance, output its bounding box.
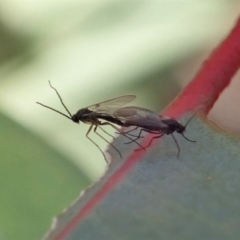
[162,119,180,133]
[176,124,185,133]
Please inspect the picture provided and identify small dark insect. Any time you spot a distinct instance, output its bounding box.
[36,81,145,162]
[114,106,197,157]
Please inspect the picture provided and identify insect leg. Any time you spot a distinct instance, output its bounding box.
[98,125,144,147]
[171,133,180,157]
[99,122,146,151]
[98,125,116,139]
[115,126,143,138]
[86,124,108,163]
[134,130,165,150]
[144,132,165,149]
[124,128,149,144]
[181,133,196,142]
[93,125,122,158]
[121,126,139,134]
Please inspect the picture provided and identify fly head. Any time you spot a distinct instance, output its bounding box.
[72,108,92,123]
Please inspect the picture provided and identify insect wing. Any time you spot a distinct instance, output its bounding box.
[87,95,136,114]
[113,106,168,128]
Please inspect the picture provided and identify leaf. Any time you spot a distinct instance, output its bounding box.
[45,114,240,240]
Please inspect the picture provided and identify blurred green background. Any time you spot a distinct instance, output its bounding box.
[0,1,240,239]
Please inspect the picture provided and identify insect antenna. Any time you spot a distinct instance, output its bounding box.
[48,81,72,117]
[36,81,72,120]
[181,110,200,142]
[184,109,200,129]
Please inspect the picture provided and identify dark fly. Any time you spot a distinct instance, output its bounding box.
[36,81,145,162]
[112,106,197,157]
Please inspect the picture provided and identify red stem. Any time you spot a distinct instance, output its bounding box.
[164,16,240,118]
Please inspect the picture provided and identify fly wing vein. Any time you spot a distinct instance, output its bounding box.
[113,106,167,128]
[87,95,136,114]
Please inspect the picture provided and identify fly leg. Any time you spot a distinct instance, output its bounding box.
[181,133,196,142]
[98,122,146,151]
[133,130,164,150]
[86,124,108,163]
[98,125,116,139]
[115,126,143,138]
[93,125,122,158]
[171,133,180,157]
[124,128,147,144]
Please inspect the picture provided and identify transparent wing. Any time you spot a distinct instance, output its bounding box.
[113,106,168,128]
[87,95,136,114]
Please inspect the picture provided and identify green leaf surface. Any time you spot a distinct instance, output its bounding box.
[45,114,240,239]
[0,113,90,240]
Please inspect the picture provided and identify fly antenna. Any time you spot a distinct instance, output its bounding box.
[181,109,200,143]
[184,109,200,128]
[36,81,72,120]
[36,102,72,120]
[48,81,72,117]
